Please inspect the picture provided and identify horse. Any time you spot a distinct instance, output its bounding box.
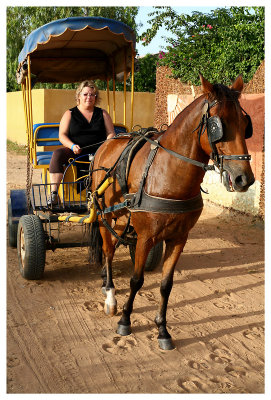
[90,74,255,350]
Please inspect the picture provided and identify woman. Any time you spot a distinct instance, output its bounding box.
[48,80,115,205]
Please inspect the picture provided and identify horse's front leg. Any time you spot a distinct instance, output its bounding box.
[155,238,187,350]
[99,221,117,316]
[117,237,152,336]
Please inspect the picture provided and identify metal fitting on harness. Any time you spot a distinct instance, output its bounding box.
[150,139,159,150]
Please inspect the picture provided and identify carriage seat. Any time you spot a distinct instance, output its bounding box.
[33,122,128,168]
[113,124,128,135]
[33,123,61,168]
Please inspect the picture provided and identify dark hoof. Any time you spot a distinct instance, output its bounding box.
[158,338,175,350]
[117,323,132,336]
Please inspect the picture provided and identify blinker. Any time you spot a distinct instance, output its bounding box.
[245,114,253,139]
[240,106,253,139]
[207,115,223,143]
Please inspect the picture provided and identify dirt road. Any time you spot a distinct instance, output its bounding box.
[6,152,265,394]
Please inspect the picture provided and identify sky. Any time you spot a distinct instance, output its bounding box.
[135,6,220,57]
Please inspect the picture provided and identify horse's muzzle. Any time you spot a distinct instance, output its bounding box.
[222,167,255,192]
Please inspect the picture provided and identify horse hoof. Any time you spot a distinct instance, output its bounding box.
[158,338,175,350]
[117,323,132,336]
[104,303,117,316]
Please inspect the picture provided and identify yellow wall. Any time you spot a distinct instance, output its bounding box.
[7,89,45,145]
[7,89,155,145]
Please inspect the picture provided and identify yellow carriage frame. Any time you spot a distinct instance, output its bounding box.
[17,17,137,219]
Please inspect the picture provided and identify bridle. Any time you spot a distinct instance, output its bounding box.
[127,98,252,178]
[196,99,251,175]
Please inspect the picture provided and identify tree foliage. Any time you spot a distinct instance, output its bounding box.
[140,6,264,85]
[6,6,140,92]
[97,53,158,93]
[134,54,158,92]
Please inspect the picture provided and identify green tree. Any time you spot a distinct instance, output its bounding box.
[6,6,139,92]
[140,6,264,85]
[97,53,158,93]
[134,54,158,92]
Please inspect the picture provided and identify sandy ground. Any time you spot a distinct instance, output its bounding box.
[6,152,265,394]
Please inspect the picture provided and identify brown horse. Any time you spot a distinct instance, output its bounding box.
[90,74,255,350]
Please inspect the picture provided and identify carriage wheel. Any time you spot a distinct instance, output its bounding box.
[17,215,46,280]
[8,198,18,248]
[129,241,163,271]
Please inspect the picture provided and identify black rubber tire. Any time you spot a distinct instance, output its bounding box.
[17,215,46,280]
[129,241,163,271]
[8,198,18,248]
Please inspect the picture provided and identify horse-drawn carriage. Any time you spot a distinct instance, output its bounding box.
[8,16,163,279]
[8,16,255,350]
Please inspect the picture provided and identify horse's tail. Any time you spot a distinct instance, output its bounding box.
[88,220,103,266]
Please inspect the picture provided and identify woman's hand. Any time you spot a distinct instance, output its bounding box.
[71,144,81,155]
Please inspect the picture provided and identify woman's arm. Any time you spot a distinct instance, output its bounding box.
[103,110,115,139]
[59,110,81,154]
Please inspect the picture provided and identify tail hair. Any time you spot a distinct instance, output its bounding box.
[88,220,103,266]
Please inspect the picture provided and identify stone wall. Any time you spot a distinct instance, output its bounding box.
[154,61,265,129]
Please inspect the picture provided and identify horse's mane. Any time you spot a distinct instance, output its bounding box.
[208,83,240,103]
[170,82,240,130]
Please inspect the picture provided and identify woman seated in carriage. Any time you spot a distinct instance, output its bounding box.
[48,80,115,205]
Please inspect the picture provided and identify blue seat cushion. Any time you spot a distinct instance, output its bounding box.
[36,151,53,165]
[114,125,128,135]
[33,123,62,146]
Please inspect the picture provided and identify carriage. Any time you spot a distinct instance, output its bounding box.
[8,16,163,279]
[8,16,255,351]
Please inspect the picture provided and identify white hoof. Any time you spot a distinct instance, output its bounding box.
[104,288,117,316]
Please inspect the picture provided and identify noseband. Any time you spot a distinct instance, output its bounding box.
[197,99,252,175]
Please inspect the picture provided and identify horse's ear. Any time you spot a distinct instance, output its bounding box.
[199,73,213,95]
[231,75,244,96]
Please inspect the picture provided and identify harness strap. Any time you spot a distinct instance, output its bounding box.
[92,190,133,246]
[123,135,203,213]
[99,215,134,246]
[133,130,214,172]
[132,138,161,207]
[216,154,251,161]
[126,190,203,214]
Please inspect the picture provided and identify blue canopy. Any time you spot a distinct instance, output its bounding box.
[17,17,136,84]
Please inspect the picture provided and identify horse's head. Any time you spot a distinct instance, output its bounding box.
[199,74,255,192]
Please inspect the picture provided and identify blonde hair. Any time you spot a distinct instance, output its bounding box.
[75,80,100,105]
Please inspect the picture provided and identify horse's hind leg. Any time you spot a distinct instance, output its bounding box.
[155,238,187,350]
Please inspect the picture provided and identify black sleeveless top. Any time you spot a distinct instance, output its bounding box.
[69,106,107,153]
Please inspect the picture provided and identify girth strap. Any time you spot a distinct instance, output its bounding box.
[125,190,203,214]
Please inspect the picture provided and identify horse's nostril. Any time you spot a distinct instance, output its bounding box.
[235,174,248,187]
